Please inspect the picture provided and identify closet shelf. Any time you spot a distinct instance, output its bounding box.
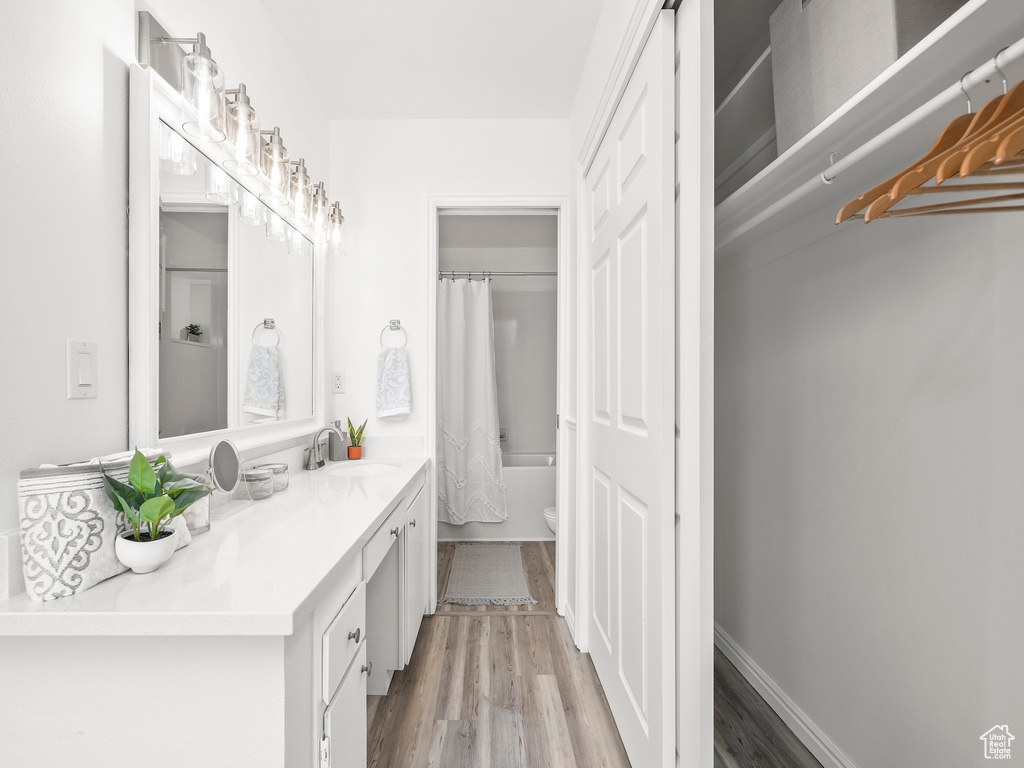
[714,0,1024,260]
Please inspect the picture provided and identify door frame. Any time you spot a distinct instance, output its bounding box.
[426,195,572,616]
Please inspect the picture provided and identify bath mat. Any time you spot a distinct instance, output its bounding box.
[440,542,538,606]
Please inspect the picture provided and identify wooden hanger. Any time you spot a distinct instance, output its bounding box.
[863,87,1014,221]
[995,122,1024,164]
[931,82,1024,182]
[958,111,1024,176]
[835,112,974,223]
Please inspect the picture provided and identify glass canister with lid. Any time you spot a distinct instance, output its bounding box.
[240,467,275,500]
[254,462,290,492]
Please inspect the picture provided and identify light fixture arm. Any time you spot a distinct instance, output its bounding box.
[153,32,212,58]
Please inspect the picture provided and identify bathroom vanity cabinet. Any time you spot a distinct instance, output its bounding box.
[0,457,431,768]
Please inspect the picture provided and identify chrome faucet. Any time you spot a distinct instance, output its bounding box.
[305,423,346,470]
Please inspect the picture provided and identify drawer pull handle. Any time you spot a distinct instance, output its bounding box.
[390,526,400,537]
[361,661,372,676]
[410,518,416,528]
[348,627,361,643]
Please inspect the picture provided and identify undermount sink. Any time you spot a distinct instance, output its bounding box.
[327,461,400,478]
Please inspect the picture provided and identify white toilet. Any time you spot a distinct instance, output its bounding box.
[543,505,557,535]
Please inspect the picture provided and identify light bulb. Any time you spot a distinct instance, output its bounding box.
[260,127,289,206]
[238,188,267,226]
[288,228,313,258]
[266,211,288,242]
[205,165,238,205]
[159,123,196,176]
[181,33,225,142]
[328,202,345,257]
[289,159,312,226]
[311,182,330,242]
[224,84,260,177]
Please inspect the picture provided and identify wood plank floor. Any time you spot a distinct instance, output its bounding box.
[367,541,630,768]
[435,542,557,614]
[369,540,822,768]
[714,647,824,768]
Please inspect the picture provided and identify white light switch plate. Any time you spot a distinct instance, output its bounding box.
[67,340,98,399]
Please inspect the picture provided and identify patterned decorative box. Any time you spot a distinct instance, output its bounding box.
[17,454,196,602]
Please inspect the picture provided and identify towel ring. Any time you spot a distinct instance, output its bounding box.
[380,319,408,347]
[252,318,281,347]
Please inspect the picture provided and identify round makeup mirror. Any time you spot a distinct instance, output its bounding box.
[208,439,242,494]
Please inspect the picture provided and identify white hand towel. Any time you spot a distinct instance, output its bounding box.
[243,344,286,419]
[377,345,411,418]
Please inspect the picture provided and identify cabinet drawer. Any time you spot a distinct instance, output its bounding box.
[362,507,402,580]
[322,581,366,705]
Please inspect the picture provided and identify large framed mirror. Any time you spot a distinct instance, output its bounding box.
[129,65,323,465]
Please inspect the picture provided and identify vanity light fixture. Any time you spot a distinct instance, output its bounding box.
[328,202,346,257]
[311,182,330,242]
[206,165,238,205]
[289,159,313,226]
[238,188,267,226]
[259,127,290,206]
[177,33,226,142]
[159,122,197,176]
[266,210,289,242]
[140,13,344,243]
[224,84,260,177]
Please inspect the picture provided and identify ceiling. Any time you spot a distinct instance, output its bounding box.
[257,0,604,119]
[715,0,780,93]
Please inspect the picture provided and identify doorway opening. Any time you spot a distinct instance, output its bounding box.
[426,199,572,618]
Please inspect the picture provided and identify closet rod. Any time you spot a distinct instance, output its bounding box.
[437,270,557,278]
[717,34,1024,249]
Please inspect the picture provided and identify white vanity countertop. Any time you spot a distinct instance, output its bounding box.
[0,457,428,637]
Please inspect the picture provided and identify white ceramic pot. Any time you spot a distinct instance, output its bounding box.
[115,528,177,574]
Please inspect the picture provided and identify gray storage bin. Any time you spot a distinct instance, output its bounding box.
[770,0,967,153]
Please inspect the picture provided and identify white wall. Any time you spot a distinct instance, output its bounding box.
[0,0,329,594]
[326,119,570,451]
[716,212,1024,768]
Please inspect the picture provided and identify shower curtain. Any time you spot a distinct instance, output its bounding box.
[437,278,508,525]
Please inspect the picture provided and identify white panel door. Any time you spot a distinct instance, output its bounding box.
[584,11,675,768]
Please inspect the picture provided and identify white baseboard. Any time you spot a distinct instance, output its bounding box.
[714,624,862,768]
[563,602,576,637]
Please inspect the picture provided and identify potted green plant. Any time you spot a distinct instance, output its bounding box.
[186,323,203,343]
[347,417,367,460]
[100,449,211,574]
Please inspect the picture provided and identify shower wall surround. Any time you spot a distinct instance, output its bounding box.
[0,1,330,597]
[491,290,557,456]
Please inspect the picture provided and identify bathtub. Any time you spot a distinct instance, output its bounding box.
[437,453,556,541]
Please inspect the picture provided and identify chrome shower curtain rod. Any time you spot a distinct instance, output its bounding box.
[437,270,557,279]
